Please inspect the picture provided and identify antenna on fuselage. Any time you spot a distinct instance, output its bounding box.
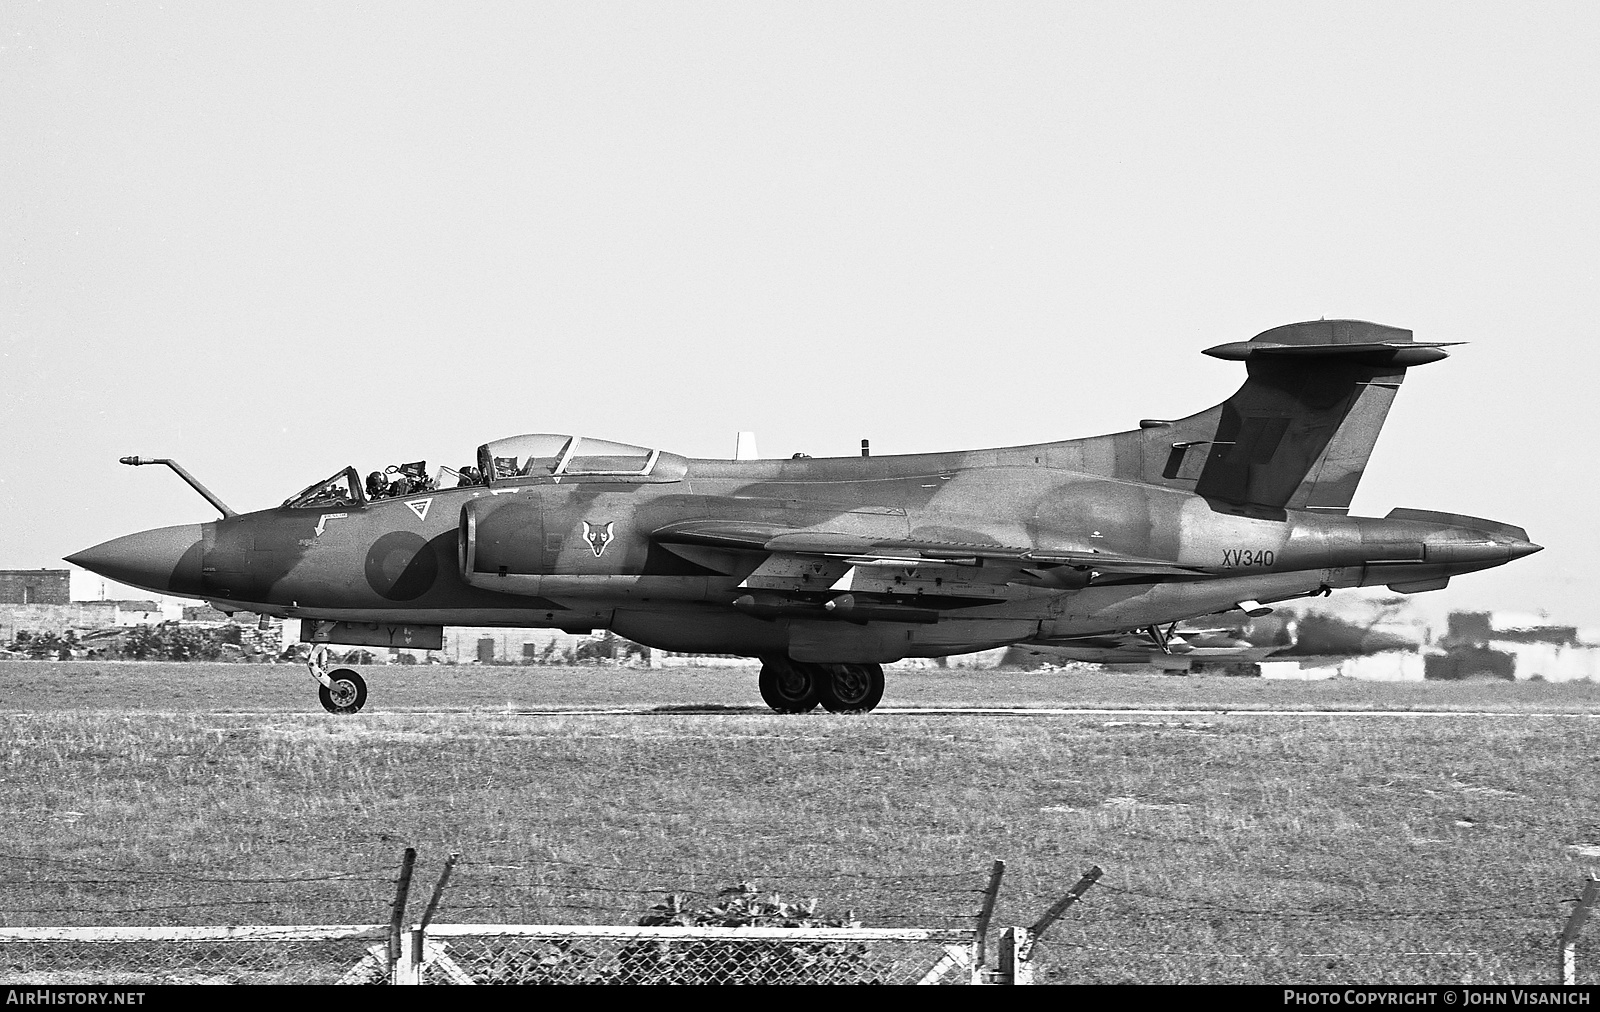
[734,432,760,461]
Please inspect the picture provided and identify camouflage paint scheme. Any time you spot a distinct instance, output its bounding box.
[69,321,1540,708]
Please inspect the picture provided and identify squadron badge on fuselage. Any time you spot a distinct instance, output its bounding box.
[582,521,615,557]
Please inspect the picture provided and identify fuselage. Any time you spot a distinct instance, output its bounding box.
[68,444,1538,663]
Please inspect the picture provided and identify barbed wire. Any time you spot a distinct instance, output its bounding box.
[0,851,382,884]
[1100,909,1550,925]
[0,854,1571,947]
[0,898,323,916]
[460,856,984,882]
[0,871,382,886]
[1094,882,1551,922]
[444,901,652,916]
[450,879,983,902]
[1037,939,1495,958]
[463,883,712,897]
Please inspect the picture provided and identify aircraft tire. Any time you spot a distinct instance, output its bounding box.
[817,663,884,714]
[758,658,819,714]
[319,668,368,715]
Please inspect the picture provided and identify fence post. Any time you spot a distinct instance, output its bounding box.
[998,927,1034,984]
[395,850,462,986]
[387,847,416,984]
[972,859,1005,984]
[1027,866,1103,942]
[419,852,460,931]
[393,927,424,985]
[1561,873,1599,985]
[1017,865,1103,981]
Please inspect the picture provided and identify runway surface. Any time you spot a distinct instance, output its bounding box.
[374,704,1600,718]
[8,704,1598,718]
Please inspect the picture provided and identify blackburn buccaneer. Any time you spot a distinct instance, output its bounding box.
[68,321,1540,714]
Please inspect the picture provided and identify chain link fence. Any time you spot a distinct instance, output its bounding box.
[0,848,997,985]
[417,925,975,984]
[2,849,1594,984]
[0,927,387,985]
[1026,878,1587,985]
[0,926,978,985]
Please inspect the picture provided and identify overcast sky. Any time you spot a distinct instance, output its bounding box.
[4,2,1596,625]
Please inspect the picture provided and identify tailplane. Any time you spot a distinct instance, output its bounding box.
[1137,320,1457,513]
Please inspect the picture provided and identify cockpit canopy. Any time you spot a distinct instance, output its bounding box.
[281,433,687,508]
[283,467,364,509]
[476,434,687,484]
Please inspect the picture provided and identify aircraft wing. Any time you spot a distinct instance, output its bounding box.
[650,520,1205,576]
[1014,643,1284,666]
[1030,641,1284,661]
[1018,625,1286,666]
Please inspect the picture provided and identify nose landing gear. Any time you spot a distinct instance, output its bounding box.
[307,644,369,714]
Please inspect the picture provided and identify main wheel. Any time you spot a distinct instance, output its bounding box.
[817,663,885,713]
[319,668,368,714]
[758,658,819,713]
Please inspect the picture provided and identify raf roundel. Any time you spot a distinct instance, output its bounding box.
[363,531,440,601]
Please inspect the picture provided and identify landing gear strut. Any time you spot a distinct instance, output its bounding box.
[1145,623,1178,655]
[307,644,368,715]
[759,658,885,714]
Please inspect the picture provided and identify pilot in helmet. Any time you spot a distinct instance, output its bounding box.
[365,471,387,500]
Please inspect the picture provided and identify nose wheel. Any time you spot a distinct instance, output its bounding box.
[308,644,369,714]
[319,669,368,714]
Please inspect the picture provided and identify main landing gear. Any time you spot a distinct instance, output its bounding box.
[307,644,368,715]
[758,657,885,714]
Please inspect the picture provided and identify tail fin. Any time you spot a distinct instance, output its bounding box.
[1140,320,1457,513]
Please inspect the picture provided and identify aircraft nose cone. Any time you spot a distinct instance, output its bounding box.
[1422,529,1544,567]
[65,524,205,596]
[1507,540,1543,561]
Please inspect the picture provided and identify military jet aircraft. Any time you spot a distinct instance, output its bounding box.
[1007,622,1287,673]
[68,320,1540,714]
[1007,604,1424,674]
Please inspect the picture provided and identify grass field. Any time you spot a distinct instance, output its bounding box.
[1,660,1597,984]
[6,658,1600,712]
